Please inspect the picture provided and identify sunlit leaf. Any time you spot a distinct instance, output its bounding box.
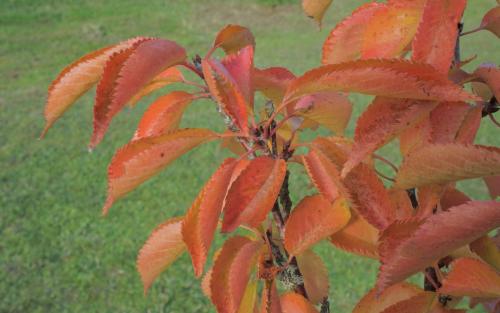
[330,214,379,259]
[353,282,423,313]
[237,280,258,313]
[285,195,351,256]
[129,67,185,107]
[222,45,255,109]
[136,217,186,293]
[296,250,329,304]
[222,157,286,232]
[213,25,255,55]
[302,0,333,28]
[103,128,216,214]
[280,292,319,313]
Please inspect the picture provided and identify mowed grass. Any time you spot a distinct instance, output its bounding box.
[1,0,499,312]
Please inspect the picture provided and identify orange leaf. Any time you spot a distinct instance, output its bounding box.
[103,128,216,214]
[260,280,282,313]
[296,250,329,304]
[253,67,295,105]
[439,257,500,298]
[280,292,319,313]
[302,0,333,28]
[480,6,500,38]
[343,97,436,177]
[470,235,500,271]
[42,37,148,137]
[182,158,239,277]
[484,176,500,199]
[237,280,258,313]
[222,157,286,233]
[133,91,194,140]
[353,282,423,313]
[293,92,352,135]
[412,0,466,74]
[474,64,500,101]
[90,38,187,148]
[129,67,185,107]
[399,116,432,156]
[379,292,435,313]
[213,25,255,55]
[222,45,254,109]
[202,58,249,135]
[285,195,350,256]
[361,3,423,59]
[285,60,478,104]
[210,236,262,313]
[136,217,186,293]
[330,214,379,259]
[322,3,385,64]
[377,201,500,290]
[395,144,500,189]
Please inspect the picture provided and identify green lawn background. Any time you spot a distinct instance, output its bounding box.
[1,0,499,312]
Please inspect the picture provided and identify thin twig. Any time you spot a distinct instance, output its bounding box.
[373,154,399,173]
[489,113,500,128]
[375,169,396,182]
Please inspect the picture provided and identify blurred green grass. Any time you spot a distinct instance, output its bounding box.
[1,0,498,312]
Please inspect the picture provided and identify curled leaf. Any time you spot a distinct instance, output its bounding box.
[213,25,255,55]
[253,67,295,105]
[302,0,333,28]
[480,6,500,38]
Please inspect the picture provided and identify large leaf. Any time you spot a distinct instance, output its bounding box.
[103,129,216,214]
[129,67,185,107]
[429,102,474,144]
[377,201,500,290]
[222,45,254,109]
[136,217,186,293]
[280,293,319,313]
[222,157,286,232]
[202,58,249,134]
[42,37,148,137]
[343,97,436,177]
[284,195,351,256]
[412,0,466,74]
[395,144,500,189]
[213,24,255,55]
[91,38,187,147]
[353,282,423,313]
[182,158,239,277]
[133,91,194,140]
[284,60,478,103]
[296,250,329,304]
[322,3,385,64]
[330,214,379,259]
[253,67,295,105]
[439,258,500,298]
[302,0,333,28]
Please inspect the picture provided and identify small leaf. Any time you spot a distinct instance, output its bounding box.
[222,157,286,232]
[133,91,194,140]
[285,60,478,104]
[253,67,295,104]
[302,0,333,28]
[296,250,329,304]
[91,38,187,147]
[136,217,186,294]
[182,158,239,277]
[103,129,216,214]
[470,235,500,271]
[213,25,255,55]
[439,258,500,298]
[42,37,148,137]
[377,201,500,290]
[480,6,500,38]
[330,214,379,259]
[412,0,466,74]
[129,67,185,107]
[395,144,500,189]
[353,282,423,313]
[285,195,350,256]
[484,176,500,199]
[280,292,319,313]
[322,3,385,64]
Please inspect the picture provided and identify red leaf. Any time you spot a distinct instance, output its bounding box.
[399,116,432,156]
[222,157,286,232]
[213,25,255,55]
[182,158,239,277]
[343,97,436,176]
[412,0,466,74]
[330,214,380,259]
[322,3,385,64]
[42,37,148,137]
[302,0,333,28]
[90,39,186,148]
[280,292,319,313]
[136,217,186,293]
[260,281,282,313]
[129,67,185,107]
[296,250,330,304]
[253,67,295,104]
[103,128,216,214]
[202,58,249,135]
[353,282,423,313]
[285,60,478,104]
[480,6,500,38]
[474,64,500,101]
[439,257,500,298]
[484,176,500,199]
[222,45,254,110]
[395,144,500,189]
[133,91,194,140]
[429,102,473,144]
[284,195,351,256]
[377,201,500,290]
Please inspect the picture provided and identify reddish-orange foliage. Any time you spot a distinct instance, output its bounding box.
[42,1,500,312]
